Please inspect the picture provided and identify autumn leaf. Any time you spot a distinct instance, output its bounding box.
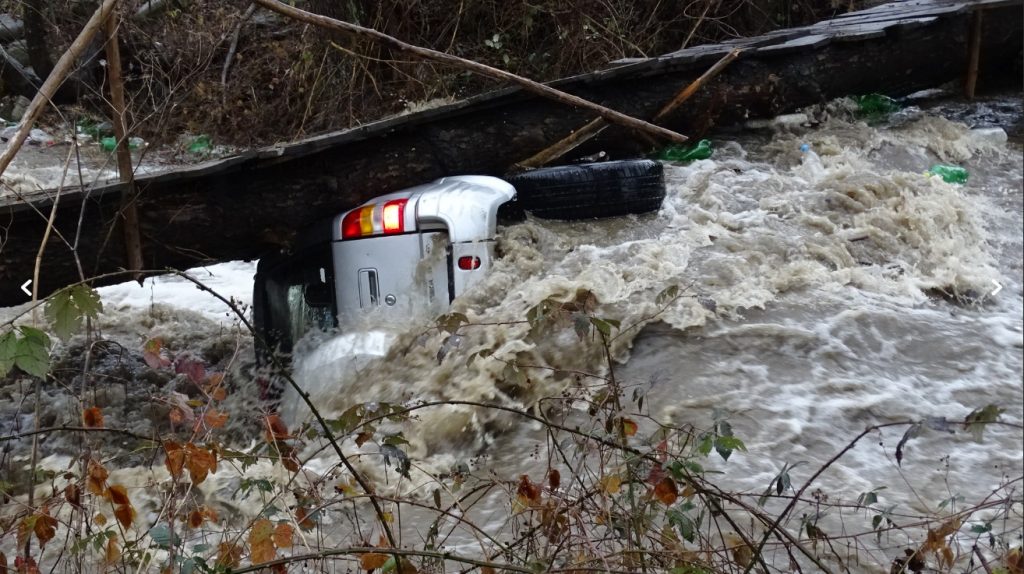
[280,445,300,472]
[249,518,276,564]
[114,503,135,529]
[82,407,104,428]
[354,431,372,447]
[184,443,217,485]
[264,414,291,442]
[548,469,561,491]
[104,537,120,563]
[107,485,130,506]
[216,543,242,568]
[653,476,679,505]
[620,418,638,437]
[273,523,293,549]
[174,354,206,384]
[93,513,107,527]
[32,509,57,547]
[294,507,316,530]
[164,441,185,479]
[64,484,81,508]
[211,386,228,401]
[516,475,541,506]
[0,551,6,574]
[13,556,39,574]
[188,510,204,529]
[87,460,109,495]
[202,408,229,430]
[360,553,389,570]
[143,338,171,369]
[1006,546,1024,574]
[600,475,621,495]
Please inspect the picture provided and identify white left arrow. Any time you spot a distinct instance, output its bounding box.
[20,279,32,296]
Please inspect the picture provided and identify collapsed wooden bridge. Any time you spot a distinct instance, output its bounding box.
[1,0,1020,306]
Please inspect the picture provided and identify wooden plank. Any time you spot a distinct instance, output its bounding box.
[756,33,831,55]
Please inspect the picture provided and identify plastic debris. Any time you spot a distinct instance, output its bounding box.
[800,143,810,153]
[100,136,143,152]
[187,134,212,154]
[928,164,968,184]
[78,119,113,140]
[855,93,900,119]
[657,139,712,162]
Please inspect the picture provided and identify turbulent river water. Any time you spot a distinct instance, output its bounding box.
[1,93,1022,572]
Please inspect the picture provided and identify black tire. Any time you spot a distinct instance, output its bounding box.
[505,159,665,221]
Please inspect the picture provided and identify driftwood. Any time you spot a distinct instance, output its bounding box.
[515,48,742,170]
[0,0,1020,306]
[251,0,688,145]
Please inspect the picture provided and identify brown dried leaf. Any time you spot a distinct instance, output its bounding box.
[264,414,291,442]
[184,443,217,485]
[211,387,227,401]
[203,408,229,429]
[272,523,293,549]
[188,510,204,529]
[33,510,57,547]
[600,475,621,495]
[164,441,185,479]
[82,407,104,428]
[354,431,372,447]
[295,507,316,531]
[360,553,389,570]
[114,503,135,529]
[620,418,638,437]
[249,518,276,564]
[64,484,81,508]
[86,460,109,495]
[654,476,679,505]
[104,537,119,564]
[516,475,541,506]
[107,485,130,506]
[216,543,242,568]
[0,551,6,574]
[548,469,561,491]
[93,513,107,527]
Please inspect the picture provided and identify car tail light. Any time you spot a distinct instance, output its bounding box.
[341,199,408,239]
[457,256,481,270]
[382,200,405,234]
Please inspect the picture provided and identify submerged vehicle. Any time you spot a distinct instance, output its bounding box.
[252,159,666,372]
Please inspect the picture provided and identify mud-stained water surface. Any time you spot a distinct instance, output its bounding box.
[1,93,1022,572]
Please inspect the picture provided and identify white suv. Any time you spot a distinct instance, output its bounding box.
[253,159,665,368]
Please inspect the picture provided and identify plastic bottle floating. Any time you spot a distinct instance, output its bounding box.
[657,139,712,162]
[927,164,969,184]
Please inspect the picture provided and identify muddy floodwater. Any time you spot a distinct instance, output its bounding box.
[1,93,1022,572]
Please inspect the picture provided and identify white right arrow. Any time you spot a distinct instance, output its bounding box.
[20,279,32,297]
[990,279,1002,297]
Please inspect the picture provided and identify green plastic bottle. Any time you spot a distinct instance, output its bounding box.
[855,93,900,118]
[928,164,969,184]
[100,136,142,152]
[657,139,712,162]
[187,134,212,154]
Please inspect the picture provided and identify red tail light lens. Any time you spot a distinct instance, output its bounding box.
[457,256,481,270]
[382,199,406,234]
[341,206,372,239]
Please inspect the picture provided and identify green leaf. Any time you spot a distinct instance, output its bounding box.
[149,523,179,549]
[44,285,102,340]
[697,433,713,457]
[0,330,17,376]
[15,326,51,378]
[964,404,1004,441]
[657,285,680,305]
[572,313,591,340]
[666,509,696,543]
[590,317,617,338]
[713,436,746,461]
[436,312,468,334]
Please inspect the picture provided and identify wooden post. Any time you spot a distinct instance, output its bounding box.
[104,9,144,279]
[965,10,983,100]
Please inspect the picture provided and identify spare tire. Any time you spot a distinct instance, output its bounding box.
[506,159,665,220]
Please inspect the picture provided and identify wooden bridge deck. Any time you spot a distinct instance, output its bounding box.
[1,0,1021,305]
